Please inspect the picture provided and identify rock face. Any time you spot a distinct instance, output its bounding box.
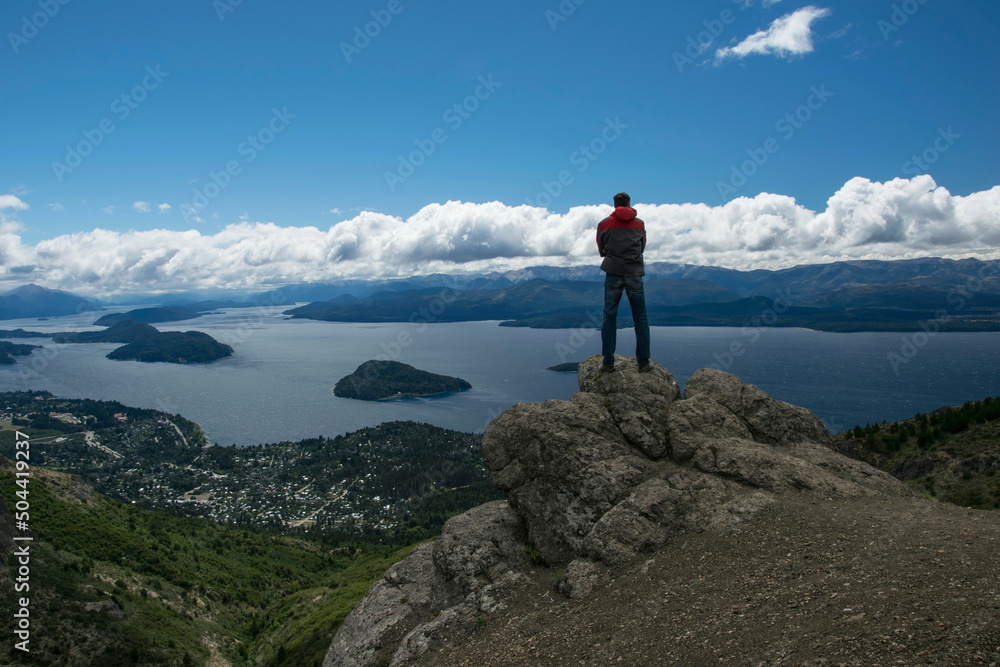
[323,356,912,666]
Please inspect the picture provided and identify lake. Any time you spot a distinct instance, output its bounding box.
[2,305,1000,445]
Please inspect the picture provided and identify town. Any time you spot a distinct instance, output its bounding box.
[0,391,497,542]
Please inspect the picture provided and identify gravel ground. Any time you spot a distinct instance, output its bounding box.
[417,496,1000,666]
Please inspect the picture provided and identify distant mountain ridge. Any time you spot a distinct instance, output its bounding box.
[0,283,102,320]
[5,257,1000,327]
[284,257,1000,332]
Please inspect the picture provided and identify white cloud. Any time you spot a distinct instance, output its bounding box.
[762,0,783,7]
[158,203,171,213]
[0,195,29,211]
[49,203,65,211]
[2,176,999,296]
[102,206,115,215]
[133,201,152,213]
[10,185,31,197]
[717,6,832,61]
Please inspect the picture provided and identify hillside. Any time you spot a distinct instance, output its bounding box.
[0,283,102,320]
[833,396,1000,510]
[323,358,1000,666]
[0,392,501,542]
[418,494,999,666]
[0,457,413,667]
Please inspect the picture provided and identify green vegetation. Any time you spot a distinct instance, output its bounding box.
[334,360,471,401]
[0,329,51,339]
[94,307,203,326]
[0,340,41,364]
[837,396,1000,510]
[51,320,233,364]
[546,363,580,372]
[0,461,413,666]
[0,393,503,545]
[0,391,507,665]
[107,330,233,363]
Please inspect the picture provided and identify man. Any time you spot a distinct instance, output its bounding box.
[596,192,651,371]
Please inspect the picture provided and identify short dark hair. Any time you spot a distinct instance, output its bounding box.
[613,192,631,207]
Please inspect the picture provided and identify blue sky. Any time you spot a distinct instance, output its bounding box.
[1,0,998,295]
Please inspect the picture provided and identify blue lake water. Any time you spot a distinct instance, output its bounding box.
[2,305,1000,445]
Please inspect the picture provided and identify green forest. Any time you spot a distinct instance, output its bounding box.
[837,396,1000,509]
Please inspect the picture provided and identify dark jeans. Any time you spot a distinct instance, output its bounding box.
[601,273,650,367]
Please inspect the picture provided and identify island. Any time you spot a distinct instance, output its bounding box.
[0,341,41,364]
[546,362,580,372]
[107,330,233,363]
[334,360,471,401]
[0,329,52,338]
[94,306,203,326]
[53,320,233,364]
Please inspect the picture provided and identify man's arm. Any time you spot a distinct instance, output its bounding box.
[596,219,608,256]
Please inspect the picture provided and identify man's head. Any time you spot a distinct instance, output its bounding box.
[613,192,631,208]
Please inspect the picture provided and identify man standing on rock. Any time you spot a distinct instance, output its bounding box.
[597,192,651,371]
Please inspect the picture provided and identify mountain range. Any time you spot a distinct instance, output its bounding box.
[0,283,102,320]
[4,257,1000,331]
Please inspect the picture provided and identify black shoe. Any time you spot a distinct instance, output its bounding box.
[638,364,652,372]
[601,363,615,372]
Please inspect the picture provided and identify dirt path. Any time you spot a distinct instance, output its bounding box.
[420,495,1000,666]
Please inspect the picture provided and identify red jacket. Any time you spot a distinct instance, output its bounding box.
[596,206,646,277]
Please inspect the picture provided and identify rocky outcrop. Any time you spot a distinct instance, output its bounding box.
[324,501,526,667]
[323,356,912,666]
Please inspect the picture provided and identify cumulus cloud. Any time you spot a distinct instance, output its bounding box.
[158,203,171,213]
[133,201,152,213]
[1,176,999,296]
[717,6,832,61]
[0,195,29,211]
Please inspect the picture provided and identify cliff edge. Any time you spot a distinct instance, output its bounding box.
[324,357,999,666]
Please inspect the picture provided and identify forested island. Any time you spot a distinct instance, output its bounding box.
[94,306,203,326]
[0,340,41,364]
[334,360,471,401]
[53,319,233,363]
